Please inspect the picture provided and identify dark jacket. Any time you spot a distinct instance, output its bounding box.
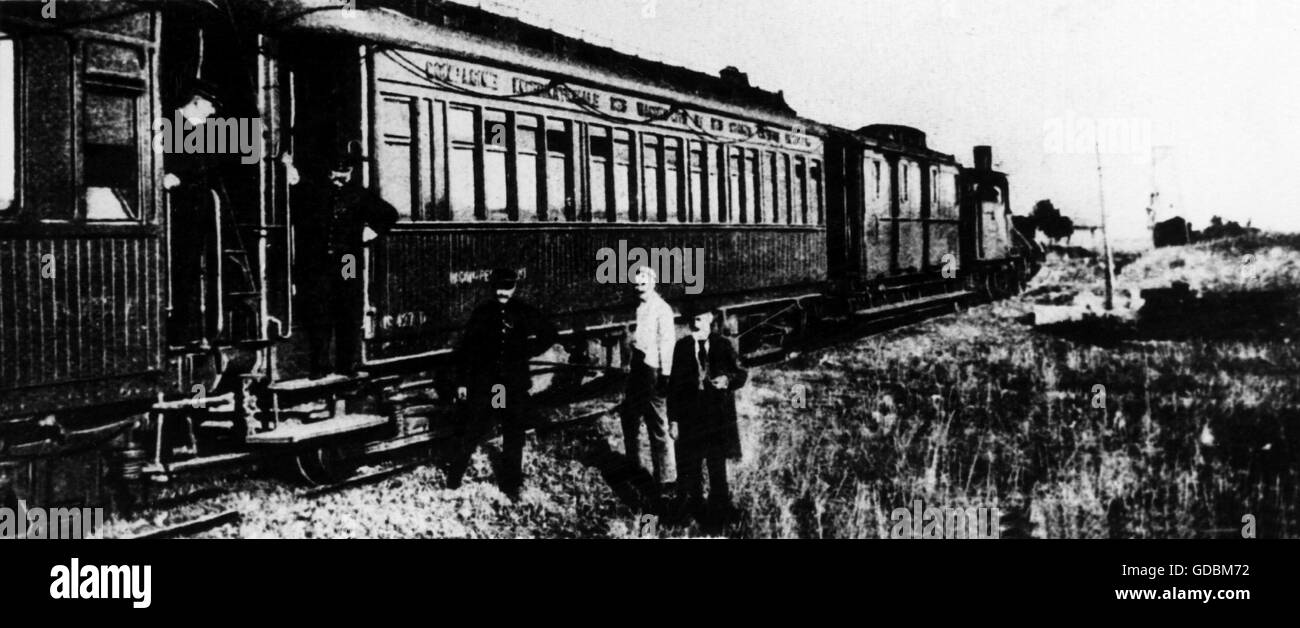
[667,332,748,460]
[165,129,221,242]
[294,180,400,274]
[455,299,558,398]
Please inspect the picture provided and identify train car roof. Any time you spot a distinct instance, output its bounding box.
[819,122,959,165]
[215,0,809,128]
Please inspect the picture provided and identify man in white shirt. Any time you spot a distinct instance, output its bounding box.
[621,266,678,507]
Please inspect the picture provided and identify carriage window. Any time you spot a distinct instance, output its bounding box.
[726,147,741,223]
[516,113,540,221]
[744,149,759,223]
[874,161,882,198]
[688,140,705,222]
[483,109,508,221]
[83,87,141,220]
[612,129,632,221]
[377,96,417,219]
[902,163,910,202]
[447,105,477,220]
[709,145,724,222]
[782,154,796,224]
[763,151,778,224]
[641,135,659,222]
[810,159,824,225]
[545,119,574,221]
[0,35,14,213]
[664,137,682,222]
[793,157,807,224]
[589,125,610,220]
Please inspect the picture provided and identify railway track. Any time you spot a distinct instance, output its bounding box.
[121,509,242,540]
[301,462,429,499]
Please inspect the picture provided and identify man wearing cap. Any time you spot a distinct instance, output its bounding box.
[621,266,679,509]
[164,79,224,344]
[668,303,748,525]
[292,153,400,378]
[446,269,557,499]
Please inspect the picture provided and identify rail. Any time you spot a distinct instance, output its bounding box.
[121,509,241,540]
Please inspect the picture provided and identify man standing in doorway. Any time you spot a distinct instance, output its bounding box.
[293,151,399,378]
[621,266,678,512]
[164,79,223,345]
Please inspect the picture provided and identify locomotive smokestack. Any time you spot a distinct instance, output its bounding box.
[974,146,993,171]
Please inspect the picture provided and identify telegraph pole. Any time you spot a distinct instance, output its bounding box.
[1095,139,1116,310]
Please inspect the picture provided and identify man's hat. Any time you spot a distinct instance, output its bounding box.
[328,155,355,173]
[490,268,519,289]
[329,141,368,172]
[182,78,224,110]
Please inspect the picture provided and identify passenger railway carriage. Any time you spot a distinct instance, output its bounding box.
[0,0,1039,504]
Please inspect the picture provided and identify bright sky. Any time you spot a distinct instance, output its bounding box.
[454,0,1300,246]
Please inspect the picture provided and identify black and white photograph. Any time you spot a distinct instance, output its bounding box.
[0,0,1295,611]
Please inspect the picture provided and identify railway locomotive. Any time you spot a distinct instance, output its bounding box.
[0,0,1040,505]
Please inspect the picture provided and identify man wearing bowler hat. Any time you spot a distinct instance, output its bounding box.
[668,301,748,524]
[447,269,557,499]
[293,149,400,378]
[164,79,225,345]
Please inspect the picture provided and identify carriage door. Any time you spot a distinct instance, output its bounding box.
[862,154,892,280]
[977,184,1004,260]
[161,12,266,347]
[281,37,365,346]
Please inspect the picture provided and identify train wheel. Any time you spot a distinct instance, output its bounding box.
[991,267,1013,298]
[292,445,357,486]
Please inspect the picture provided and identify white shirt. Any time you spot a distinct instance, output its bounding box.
[632,293,676,375]
[691,331,710,385]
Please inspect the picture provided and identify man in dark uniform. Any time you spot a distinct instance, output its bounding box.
[164,79,223,345]
[292,153,399,378]
[446,269,557,499]
[668,302,748,525]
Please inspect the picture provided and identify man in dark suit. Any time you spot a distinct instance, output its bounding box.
[668,302,748,524]
[164,79,224,346]
[292,152,400,378]
[446,269,557,499]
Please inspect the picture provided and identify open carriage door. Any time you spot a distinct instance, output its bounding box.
[161,8,284,352]
[278,35,367,378]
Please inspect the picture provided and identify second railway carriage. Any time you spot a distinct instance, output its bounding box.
[824,124,969,308]
[0,0,1040,502]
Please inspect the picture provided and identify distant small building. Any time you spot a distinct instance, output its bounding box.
[1153,217,1192,248]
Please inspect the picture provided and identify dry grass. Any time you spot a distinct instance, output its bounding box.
[729,234,1300,538]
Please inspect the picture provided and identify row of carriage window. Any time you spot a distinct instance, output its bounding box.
[377,97,827,225]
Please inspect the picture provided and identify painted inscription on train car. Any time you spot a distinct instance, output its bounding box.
[449,267,529,286]
[381,51,820,153]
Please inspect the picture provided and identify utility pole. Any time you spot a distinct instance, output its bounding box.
[1095,139,1116,311]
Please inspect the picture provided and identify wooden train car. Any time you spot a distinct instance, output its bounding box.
[0,0,1040,503]
[824,124,968,308]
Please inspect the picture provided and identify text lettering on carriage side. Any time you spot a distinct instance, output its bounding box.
[379,53,822,152]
